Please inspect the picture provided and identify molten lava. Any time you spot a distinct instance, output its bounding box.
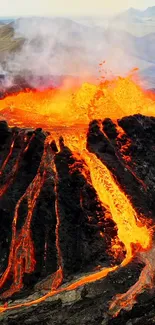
[0,76,155,130]
[0,74,154,316]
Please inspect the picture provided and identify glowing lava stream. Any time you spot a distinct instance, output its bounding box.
[0,74,154,314]
[82,150,150,265]
[0,132,152,314]
[0,137,55,297]
[51,165,63,291]
[53,129,151,264]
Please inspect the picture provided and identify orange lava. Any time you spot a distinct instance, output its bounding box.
[0,74,154,314]
[0,76,155,130]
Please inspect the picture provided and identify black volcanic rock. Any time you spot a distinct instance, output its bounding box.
[0,120,10,144]
[0,114,155,324]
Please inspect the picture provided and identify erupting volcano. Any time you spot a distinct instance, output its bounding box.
[0,73,155,324]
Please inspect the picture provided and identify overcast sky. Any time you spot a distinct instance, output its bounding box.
[0,0,155,17]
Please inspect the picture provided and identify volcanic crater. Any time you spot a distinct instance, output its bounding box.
[0,76,155,325]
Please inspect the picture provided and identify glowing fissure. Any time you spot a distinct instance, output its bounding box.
[102,122,147,191]
[0,132,34,198]
[51,165,63,291]
[0,75,154,316]
[0,136,16,176]
[0,137,55,297]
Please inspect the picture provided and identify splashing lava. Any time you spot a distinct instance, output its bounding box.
[0,74,155,316]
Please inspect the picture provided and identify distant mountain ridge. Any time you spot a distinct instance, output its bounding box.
[142,6,155,17]
[115,6,155,21]
[0,18,15,25]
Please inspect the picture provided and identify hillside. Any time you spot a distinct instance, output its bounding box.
[0,22,24,61]
[111,6,155,37]
[115,6,155,21]
[104,28,155,64]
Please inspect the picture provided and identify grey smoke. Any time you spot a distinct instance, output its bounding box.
[1,15,153,89]
[6,17,106,82]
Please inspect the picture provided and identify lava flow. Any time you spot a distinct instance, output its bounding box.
[0,73,155,316]
[0,137,52,297]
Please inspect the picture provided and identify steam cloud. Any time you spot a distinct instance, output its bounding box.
[0,16,151,89]
[4,17,105,88]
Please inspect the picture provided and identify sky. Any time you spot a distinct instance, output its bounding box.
[0,0,155,17]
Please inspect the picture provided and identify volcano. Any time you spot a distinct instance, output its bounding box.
[0,75,155,325]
